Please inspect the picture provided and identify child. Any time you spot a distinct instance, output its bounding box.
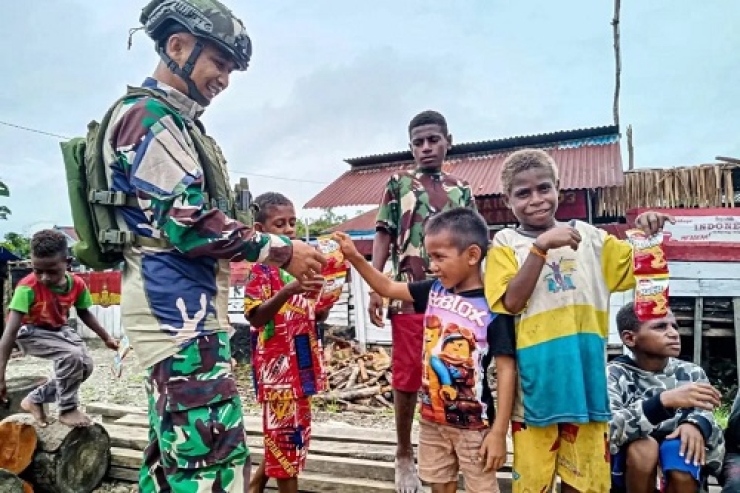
[484,149,674,493]
[245,192,331,493]
[609,302,725,493]
[371,110,477,493]
[0,229,118,427]
[335,208,516,493]
[721,392,740,492]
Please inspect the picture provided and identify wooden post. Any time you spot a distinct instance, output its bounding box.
[612,0,622,128]
[693,297,703,365]
[733,298,740,385]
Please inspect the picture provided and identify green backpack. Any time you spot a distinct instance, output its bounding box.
[61,87,254,271]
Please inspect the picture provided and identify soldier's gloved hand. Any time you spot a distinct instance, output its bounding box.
[286,240,327,281]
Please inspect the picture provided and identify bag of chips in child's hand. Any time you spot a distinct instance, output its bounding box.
[312,235,349,312]
[626,229,669,321]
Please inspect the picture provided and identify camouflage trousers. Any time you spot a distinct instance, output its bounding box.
[139,333,251,493]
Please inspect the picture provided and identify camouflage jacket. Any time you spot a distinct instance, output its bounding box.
[375,169,476,313]
[608,355,725,474]
[104,78,291,369]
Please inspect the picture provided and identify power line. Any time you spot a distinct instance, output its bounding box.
[230,170,329,185]
[0,118,329,185]
[0,120,71,140]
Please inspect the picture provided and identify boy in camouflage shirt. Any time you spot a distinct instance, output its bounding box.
[608,302,725,493]
[369,110,476,492]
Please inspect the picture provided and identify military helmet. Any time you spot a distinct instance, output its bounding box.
[140,0,252,71]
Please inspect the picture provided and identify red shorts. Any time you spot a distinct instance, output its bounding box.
[262,397,312,479]
[390,313,425,393]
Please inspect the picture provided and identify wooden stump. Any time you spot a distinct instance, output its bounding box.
[1,415,110,493]
[0,377,48,421]
[0,469,29,493]
[0,421,37,475]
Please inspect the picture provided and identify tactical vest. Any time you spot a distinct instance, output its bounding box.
[61,86,253,270]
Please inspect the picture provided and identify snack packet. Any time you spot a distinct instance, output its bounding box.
[111,335,131,379]
[626,229,669,321]
[310,235,349,312]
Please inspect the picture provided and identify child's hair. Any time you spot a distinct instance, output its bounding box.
[254,192,294,223]
[616,302,641,334]
[425,208,490,260]
[31,229,68,259]
[500,149,560,194]
[408,110,449,136]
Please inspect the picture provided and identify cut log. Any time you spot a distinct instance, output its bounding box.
[0,376,49,421]
[0,469,26,493]
[1,415,110,493]
[0,421,37,474]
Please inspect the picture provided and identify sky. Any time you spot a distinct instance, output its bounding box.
[0,1,738,236]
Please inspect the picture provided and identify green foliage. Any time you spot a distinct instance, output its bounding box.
[0,232,30,258]
[296,208,349,239]
[0,180,9,220]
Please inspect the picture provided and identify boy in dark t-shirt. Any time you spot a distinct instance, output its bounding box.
[0,230,118,427]
[335,208,516,493]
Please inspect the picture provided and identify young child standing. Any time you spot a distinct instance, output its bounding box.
[484,149,673,493]
[0,229,118,427]
[245,193,331,493]
[609,302,724,493]
[335,208,516,493]
[370,110,477,493]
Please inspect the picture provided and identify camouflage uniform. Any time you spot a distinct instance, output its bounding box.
[110,2,280,491]
[375,169,476,393]
[376,169,477,310]
[607,355,725,485]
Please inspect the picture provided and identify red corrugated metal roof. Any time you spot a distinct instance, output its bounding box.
[305,142,622,209]
[56,226,79,242]
[326,208,379,233]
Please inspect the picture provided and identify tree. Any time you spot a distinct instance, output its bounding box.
[0,232,30,258]
[296,208,349,239]
[0,180,9,220]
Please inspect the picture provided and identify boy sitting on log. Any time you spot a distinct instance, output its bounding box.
[244,193,332,493]
[334,208,517,493]
[0,229,118,427]
[608,302,725,493]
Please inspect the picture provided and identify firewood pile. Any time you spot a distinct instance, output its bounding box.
[316,336,394,413]
[598,163,739,217]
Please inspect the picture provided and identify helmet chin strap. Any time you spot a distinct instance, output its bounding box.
[157,40,210,107]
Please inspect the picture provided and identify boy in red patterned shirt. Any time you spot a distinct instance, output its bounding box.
[0,229,118,427]
[245,193,331,493]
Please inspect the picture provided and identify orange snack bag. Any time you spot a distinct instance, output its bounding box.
[626,229,669,321]
[311,235,350,312]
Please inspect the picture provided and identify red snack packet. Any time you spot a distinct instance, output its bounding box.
[309,236,349,312]
[626,229,669,321]
[626,230,668,276]
[634,277,670,321]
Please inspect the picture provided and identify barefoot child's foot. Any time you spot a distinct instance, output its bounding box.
[20,397,48,427]
[59,408,92,427]
[395,456,423,493]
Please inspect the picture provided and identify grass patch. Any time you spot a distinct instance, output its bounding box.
[715,404,731,429]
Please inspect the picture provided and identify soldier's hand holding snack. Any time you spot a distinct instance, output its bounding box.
[286,240,328,280]
[635,211,675,236]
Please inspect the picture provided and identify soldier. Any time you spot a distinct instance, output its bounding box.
[103,1,326,491]
[369,110,477,492]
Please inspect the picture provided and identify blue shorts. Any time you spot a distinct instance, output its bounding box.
[611,438,702,489]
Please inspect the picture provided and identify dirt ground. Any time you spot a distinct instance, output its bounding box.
[4,340,402,492]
